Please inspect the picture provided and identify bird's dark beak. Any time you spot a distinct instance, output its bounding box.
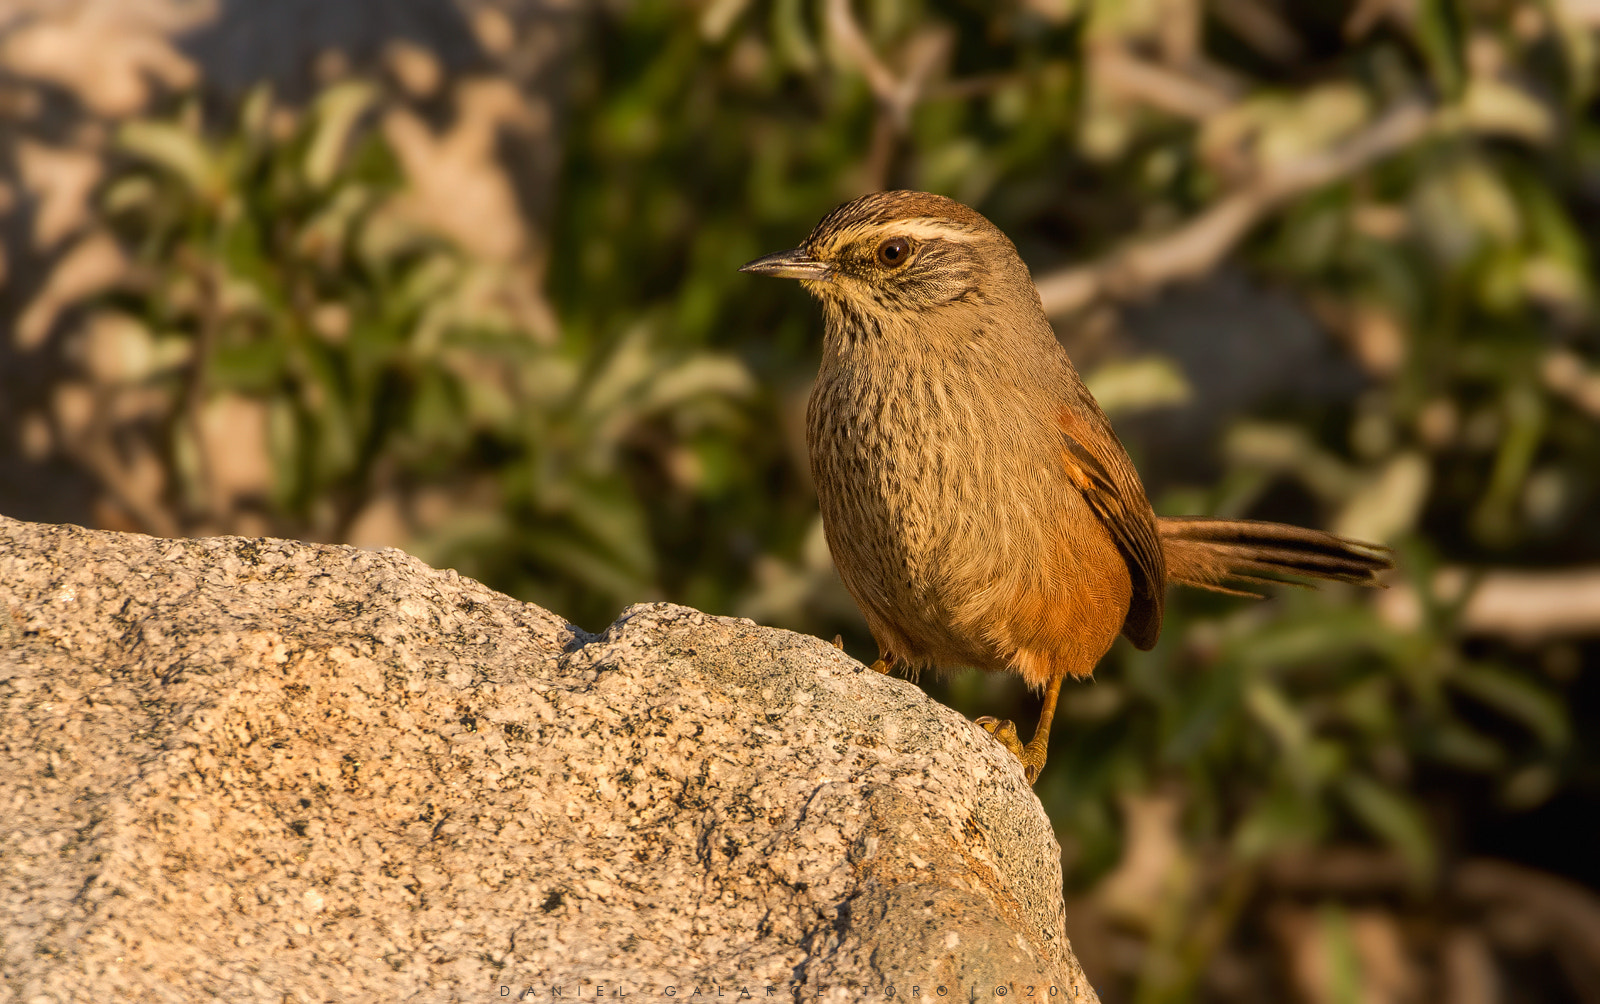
[739,247,830,281]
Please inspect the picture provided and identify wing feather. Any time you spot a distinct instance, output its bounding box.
[1056,407,1166,649]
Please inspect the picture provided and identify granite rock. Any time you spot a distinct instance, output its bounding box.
[0,515,1098,1002]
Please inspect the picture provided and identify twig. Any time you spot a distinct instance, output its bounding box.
[825,0,948,131]
[1035,101,1433,317]
[1211,0,1304,63]
[1262,846,1413,894]
[928,71,1023,102]
[1379,567,1600,639]
[1457,859,1600,996]
[826,0,899,116]
[1091,45,1235,120]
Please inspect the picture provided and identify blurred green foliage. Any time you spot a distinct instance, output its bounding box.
[54,0,1600,996]
[94,81,754,627]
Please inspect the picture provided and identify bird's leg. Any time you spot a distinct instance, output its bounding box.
[868,651,896,675]
[976,675,1064,785]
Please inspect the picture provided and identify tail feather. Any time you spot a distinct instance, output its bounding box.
[1157,517,1392,596]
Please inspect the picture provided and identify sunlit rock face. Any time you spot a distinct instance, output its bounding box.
[0,516,1097,1001]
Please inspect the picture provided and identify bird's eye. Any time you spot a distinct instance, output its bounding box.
[876,237,912,268]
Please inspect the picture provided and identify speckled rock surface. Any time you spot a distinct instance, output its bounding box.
[0,515,1099,1002]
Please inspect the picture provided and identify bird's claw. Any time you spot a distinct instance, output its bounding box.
[975,716,1043,784]
[975,716,1024,755]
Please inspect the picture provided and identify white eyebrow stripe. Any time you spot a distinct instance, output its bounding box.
[825,218,983,249]
[881,218,983,243]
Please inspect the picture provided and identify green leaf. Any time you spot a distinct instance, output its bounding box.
[520,524,652,603]
[770,0,818,73]
[212,338,288,393]
[1226,608,1392,671]
[1162,656,1245,762]
[561,479,657,582]
[305,81,378,190]
[103,176,158,216]
[1232,783,1328,861]
[638,355,755,413]
[1423,721,1506,772]
[1338,774,1435,881]
[118,120,220,200]
[239,82,274,148]
[1244,680,1309,755]
[1414,0,1466,100]
[1316,905,1364,1004]
[1084,355,1193,416]
[1450,663,1569,749]
[1472,383,1544,545]
[267,397,303,508]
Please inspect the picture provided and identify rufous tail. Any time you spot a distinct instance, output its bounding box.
[1157,517,1392,597]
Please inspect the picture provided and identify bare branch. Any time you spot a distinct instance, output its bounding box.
[929,71,1023,101]
[1036,101,1432,317]
[1210,0,1304,63]
[1457,859,1600,987]
[1091,45,1235,120]
[1378,566,1600,639]
[825,0,899,111]
[825,0,948,130]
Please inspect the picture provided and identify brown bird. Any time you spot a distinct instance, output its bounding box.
[741,191,1392,784]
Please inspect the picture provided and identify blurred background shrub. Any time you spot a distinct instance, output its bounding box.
[2,0,1599,999]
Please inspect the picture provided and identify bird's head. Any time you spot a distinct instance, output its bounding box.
[741,191,1037,334]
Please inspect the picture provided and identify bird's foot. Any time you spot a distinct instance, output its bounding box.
[829,636,892,674]
[974,717,1045,784]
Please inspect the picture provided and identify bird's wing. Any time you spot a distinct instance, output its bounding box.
[1056,405,1166,650]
